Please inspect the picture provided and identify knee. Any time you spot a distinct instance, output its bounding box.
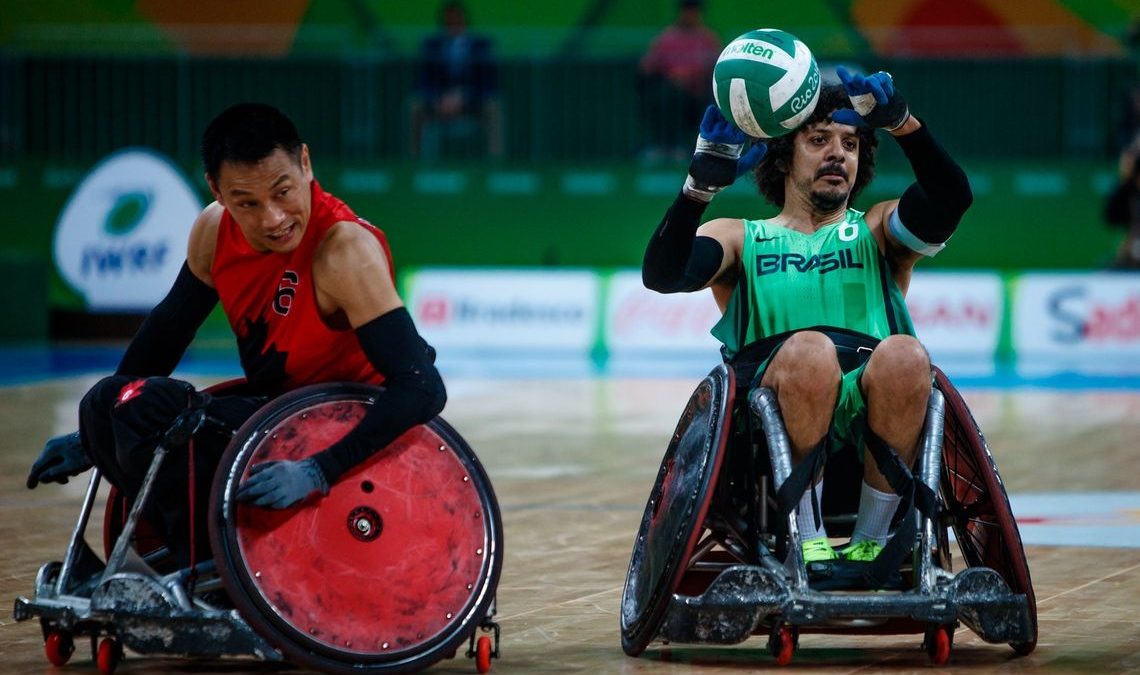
[864,335,931,395]
[767,331,841,397]
[80,375,134,420]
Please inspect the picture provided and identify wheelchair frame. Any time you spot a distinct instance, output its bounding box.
[620,363,1036,666]
[14,382,503,675]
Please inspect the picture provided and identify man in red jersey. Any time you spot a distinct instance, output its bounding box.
[26,103,445,569]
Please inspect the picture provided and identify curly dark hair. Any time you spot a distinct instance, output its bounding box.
[752,83,879,208]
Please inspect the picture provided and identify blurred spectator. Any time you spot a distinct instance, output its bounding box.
[638,0,722,164]
[409,1,502,160]
[1103,140,1140,269]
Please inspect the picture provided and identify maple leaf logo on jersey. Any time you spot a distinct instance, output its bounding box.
[238,314,289,395]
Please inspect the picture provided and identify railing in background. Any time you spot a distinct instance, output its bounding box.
[1,53,1134,165]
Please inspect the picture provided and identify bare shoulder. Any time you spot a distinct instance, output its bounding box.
[696,217,745,245]
[316,221,390,273]
[314,221,401,327]
[186,202,225,286]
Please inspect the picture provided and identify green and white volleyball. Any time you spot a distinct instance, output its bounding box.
[712,29,821,139]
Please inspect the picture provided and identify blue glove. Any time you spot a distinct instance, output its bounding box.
[831,66,910,131]
[684,105,768,202]
[27,431,91,489]
[236,458,329,509]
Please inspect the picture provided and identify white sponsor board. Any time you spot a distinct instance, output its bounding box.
[407,269,599,353]
[53,148,201,311]
[1014,273,1140,374]
[906,272,1003,364]
[605,271,723,356]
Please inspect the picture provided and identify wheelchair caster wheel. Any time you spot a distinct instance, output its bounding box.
[768,625,796,666]
[475,635,493,673]
[96,637,123,675]
[44,631,74,666]
[925,624,953,666]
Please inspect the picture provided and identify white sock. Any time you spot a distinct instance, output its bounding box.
[852,481,901,547]
[795,479,826,541]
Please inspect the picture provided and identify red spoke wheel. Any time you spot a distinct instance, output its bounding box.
[210,383,503,675]
[620,365,735,657]
[935,368,1038,654]
[44,631,74,666]
[475,635,492,673]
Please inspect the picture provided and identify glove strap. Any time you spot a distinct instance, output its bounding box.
[682,174,722,203]
[694,136,745,161]
[885,107,912,133]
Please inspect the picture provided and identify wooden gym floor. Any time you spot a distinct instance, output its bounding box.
[2,372,1139,674]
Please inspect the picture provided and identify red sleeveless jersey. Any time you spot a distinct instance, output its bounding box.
[212,180,394,395]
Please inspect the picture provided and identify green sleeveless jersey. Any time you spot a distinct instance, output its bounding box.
[712,209,915,358]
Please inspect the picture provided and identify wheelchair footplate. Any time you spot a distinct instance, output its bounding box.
[656,563,1033,647]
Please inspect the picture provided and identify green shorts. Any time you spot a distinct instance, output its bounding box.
[753,347,870,459]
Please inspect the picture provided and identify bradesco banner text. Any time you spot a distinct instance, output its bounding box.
[1014,273,1140,373]
[406,269,599,353]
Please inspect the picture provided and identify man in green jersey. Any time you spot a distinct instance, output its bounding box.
[642,70,972,569]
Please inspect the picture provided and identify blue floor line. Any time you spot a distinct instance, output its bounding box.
[2,346,1140,390]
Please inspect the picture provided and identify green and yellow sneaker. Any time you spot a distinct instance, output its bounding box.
[841,540,884,562]
[802,536,839,563]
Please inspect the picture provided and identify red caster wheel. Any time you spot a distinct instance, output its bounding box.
[925,624,953,666]
[44,631,74,666]
[475,635,493,673]
[768,624,796,666]
[96,638,123,675]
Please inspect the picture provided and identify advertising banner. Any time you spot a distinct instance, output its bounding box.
[905,272,1003,367]
[52,148,201,311]
[407,269,599,354]
[605,271,722,355]
[1014,273,1140,374]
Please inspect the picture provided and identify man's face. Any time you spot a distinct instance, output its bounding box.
[788,119,860,212]
[208,146,313,254]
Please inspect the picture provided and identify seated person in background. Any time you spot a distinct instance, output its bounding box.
[638,0,722,163]
[409,0,502,160]
[27,103,446,571]
[641,69,972,571]
[1103,136,1140,269]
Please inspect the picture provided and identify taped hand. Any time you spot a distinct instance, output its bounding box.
[831,66,910,131]
[27,431,91,489]
[236,458,329,509]
[684,105,767,202]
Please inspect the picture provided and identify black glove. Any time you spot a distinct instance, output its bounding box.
[683,105,767,202]
[831,66,910,131]
[236,458,329,509]
[27,431,91,489]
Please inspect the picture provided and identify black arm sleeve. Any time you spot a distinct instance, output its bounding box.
[311,307,447,485]
[894,122,974,245]
[115,262,218,377]
[642,192,724,293]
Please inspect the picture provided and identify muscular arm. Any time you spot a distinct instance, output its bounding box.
[115,206,221,377]
[308,223,446,485]
[642,193,741,293]
[871,117,973,273]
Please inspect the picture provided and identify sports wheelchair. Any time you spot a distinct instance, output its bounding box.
[14,382,504,675]
[620,348,1036,666]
